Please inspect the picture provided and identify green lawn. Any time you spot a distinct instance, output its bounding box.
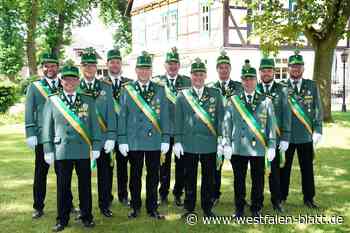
[0,112,349,233]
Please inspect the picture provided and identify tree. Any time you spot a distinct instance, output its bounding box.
[0,0,24,81]
[99,0,132,54]
[246,0,350,122]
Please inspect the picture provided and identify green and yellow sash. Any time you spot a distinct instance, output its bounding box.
[182,89,217,136]
[125,84,161,133]
[33,81,51,99]
[288,95,313,135]
[50,95,96,169]
[113,99,121,115]
[164,84,177,104]
[96,109,107,132]
[230,96,272,174]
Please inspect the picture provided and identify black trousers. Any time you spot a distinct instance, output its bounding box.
[269,148,282,206]
[230,155,265,212]
[55,159,92,225]
[280,142,315,202]
[159,137,174,199]
[183,153,216,212]
[173,152,185,198]
[115,145,129,202]
[96,149,114,209]
[213,160,223,199]
[128,151,160,213]
[33,144,50,211]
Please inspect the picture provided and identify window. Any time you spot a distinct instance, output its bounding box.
[200,3,210,35]
[160,9,178,42]
[274,57,288,80]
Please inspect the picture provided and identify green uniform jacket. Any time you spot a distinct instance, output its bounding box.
[222,91,276,157]
[25,78,61,144]
[118,80,170,151]
[78,78,117,145]
[208,79,243,99]
[175,87,224,154]
[153,74,191,136]
[283,79,323,144]
[103,75,133,143]
[257,81,291,144]
[42,92,102,160]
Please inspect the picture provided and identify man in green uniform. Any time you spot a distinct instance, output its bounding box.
[42,61,101,231]
[208,50,243,206]
[222,60,276,217]
[118,51,170,220]
[25,52,62,219]
[280,50,323,209]
[103,48,132,206]
[78,47,117,217]
[174,58,224,217]
[257,57,291,213]
[153,47,191,206]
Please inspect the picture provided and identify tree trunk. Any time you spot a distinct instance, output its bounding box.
[52,12,65,57]
[26,0,38,76]
[313,41,337,122]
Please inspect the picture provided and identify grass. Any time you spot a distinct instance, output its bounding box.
[0,112,349,232]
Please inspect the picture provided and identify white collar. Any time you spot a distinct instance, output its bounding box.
[138,81,150,89]
[193,86,204,98]
[84,78,95,86]
[262,80,274,92]
[167,73,178,82]
[290,78,303,91]
[45,77,58,88]
[244,91,255,102]
[63,91,76,102]
[219,79,230,88]
[109,71,121,81]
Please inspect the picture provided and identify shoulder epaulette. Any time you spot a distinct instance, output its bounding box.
[101,79,112,85]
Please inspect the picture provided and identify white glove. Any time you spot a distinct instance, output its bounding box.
[161,143,170,154]
[312,133,322,145]
[104,140,115,154]
[217,144,224,156]
[44,152,54,165]
[267,148,276,162]
[223,145,233,160]
[279,140,289,152]
[26,136,38,149]
[92,150,100,160]
[173,143,184,159]
[119,144,129,157]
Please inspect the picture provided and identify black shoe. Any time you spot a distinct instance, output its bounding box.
[82,220,95,228]
[273,203,284,213]
[251,210,262,217]
[128,209,140,219]
[159,197,168,206]
[32,209,44,219]
[174,197,183,207]
[52,223,65,232]
[232,209,244,218]
[101,208,113,217]
[304,200,319,209]
[148,211,165,220]
[203,210,216,217]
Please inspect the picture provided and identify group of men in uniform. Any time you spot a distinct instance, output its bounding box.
[24,46,323,231]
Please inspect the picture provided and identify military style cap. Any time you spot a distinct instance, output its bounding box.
[191,58,206,73]
[81,47,97,64]
[241,59,257,79]
[288,49,304,65]
[40,51,59,65]
[217,49,230,66]
[61,60,80,78]
[259,57,275,69]
[136,51,152,68]
[165,47,179,63]
[107,48,122,61]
